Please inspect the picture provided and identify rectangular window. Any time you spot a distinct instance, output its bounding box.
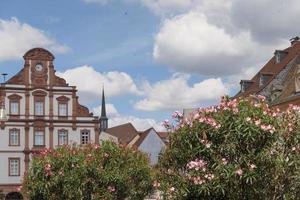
[9,129,20,146]
[81,131,90,145]
[34,131,44,146]
[58,103,67,116]
[10,101,19,115]
[58,130,68,146]
[9,158,20,176]
[35,101,44,116]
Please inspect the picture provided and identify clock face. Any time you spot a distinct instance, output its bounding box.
[35,64,43,72]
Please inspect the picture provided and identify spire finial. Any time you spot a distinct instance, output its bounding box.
[100,85,108,132]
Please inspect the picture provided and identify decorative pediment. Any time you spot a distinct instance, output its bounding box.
[32,121,46,128]
[23,48,55,61]
[77,100,93,117]
[56,96,70,102]
[32,90,47,96]
[7,94,22,100]
[53,75,68,86]
[6,69,25,85]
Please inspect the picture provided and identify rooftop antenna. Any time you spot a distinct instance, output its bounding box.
[1,73,7,83]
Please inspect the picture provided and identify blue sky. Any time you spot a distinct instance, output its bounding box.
[0,0,298,130]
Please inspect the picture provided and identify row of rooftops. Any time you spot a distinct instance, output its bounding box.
[104,122,168,147]
[237,37,300,98]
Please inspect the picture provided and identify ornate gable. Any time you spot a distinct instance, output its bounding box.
[23,48,54,61]
[6,69,25,85]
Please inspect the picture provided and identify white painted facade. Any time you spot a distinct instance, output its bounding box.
[99,131,118,143]
[0,48,100,197]
[138,129,166,165]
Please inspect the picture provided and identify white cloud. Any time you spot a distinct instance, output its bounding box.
[0,17,69,62]
[135,74,229,111]
[109,115,165,131]
[57,65,142,104]
[92,103,119,118]
[153,10,288,76]
[92,103,165,131]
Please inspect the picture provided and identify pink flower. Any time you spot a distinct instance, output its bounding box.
[257,95,266,101]
[169,187,175,192]
[249,164,257,170]
[255,119,261,126]
[205,143,212,148]
[16,186,22,192]
[235,168,243,176]
[153,180,160,188]
[44,164,51,171]
[108,185,116,193]
[222,158,228,165]
[58,170,64,175]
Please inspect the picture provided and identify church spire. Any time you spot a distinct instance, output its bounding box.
[100,86,108,132]
[101,86,107,118]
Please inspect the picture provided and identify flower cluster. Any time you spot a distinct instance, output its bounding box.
[187,159,207,171]
[245,117,276,134]
[219,97,239,113]
[44,164,52,177]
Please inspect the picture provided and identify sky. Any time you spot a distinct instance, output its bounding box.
[0,0,298,131]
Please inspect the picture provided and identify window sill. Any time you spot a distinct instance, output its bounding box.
[33,145,46,149]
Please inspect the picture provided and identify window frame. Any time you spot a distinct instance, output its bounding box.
[9,129,20,146]
[10,101,20,116]
[34,130,45,147]
[34,100,44,116]
[7,94,22,117]
[8,158,20,176]
[58,103,68,117]
[80,130,90,145]
[58,129,68,146]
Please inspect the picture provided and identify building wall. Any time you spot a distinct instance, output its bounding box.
[0,48,99,196]
[99,131,118,143]
[138,129,166,165]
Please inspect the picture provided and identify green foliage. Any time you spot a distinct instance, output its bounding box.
[0,190,4,200]
[22,141,153,200]
[157,96,300,199]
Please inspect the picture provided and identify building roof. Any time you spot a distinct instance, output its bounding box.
[134,128,153,147]
[106,123,139,144]
[157,132,168,139]
[236,41,300,97]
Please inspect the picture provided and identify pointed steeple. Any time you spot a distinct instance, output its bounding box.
[100,86,108,132]
[101,87,107,118]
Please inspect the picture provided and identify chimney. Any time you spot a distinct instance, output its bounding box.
[240,80,254,93]
[290,36,300,46]
[274,50,288,64]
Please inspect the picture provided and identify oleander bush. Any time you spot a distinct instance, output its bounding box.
[21,141,153,200]
[156,96,300,199]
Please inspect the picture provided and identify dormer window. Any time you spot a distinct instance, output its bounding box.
[274,50,288,63]
[259,73,273,87]
[240,80,254,93]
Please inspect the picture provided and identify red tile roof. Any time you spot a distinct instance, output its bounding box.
[236,41,300,97]
[157,132,168,139]
[106,123,139,144]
